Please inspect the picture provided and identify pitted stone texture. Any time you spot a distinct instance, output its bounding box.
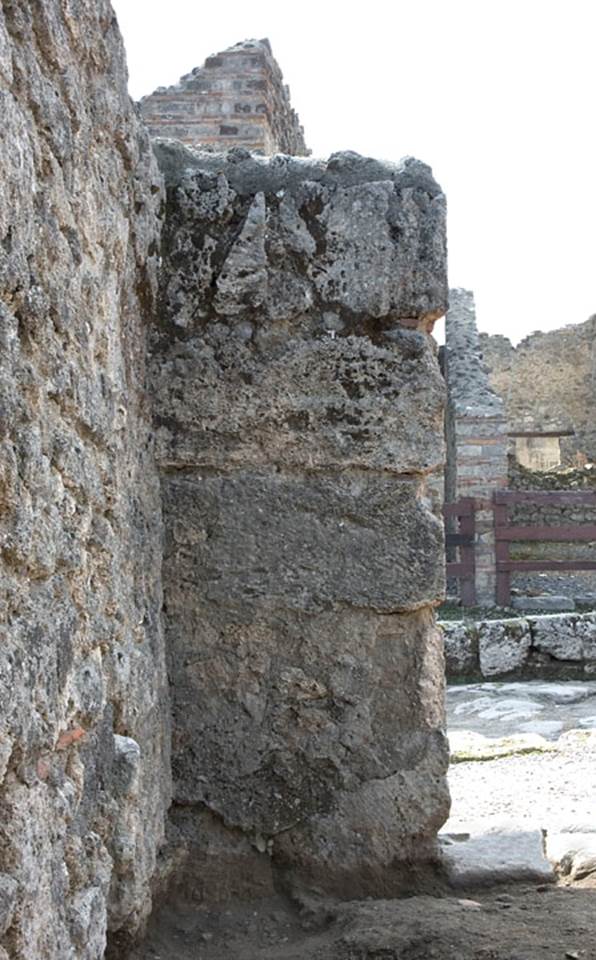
[0,3,169,958]
[164,593,450,896]
[140,38,308,156]
[441,622,478,677]
[442,612,596,681]
[153,146,447,475]
[444,289,505,416]
[478,620,532,677]
[165,472,444,615]
[154,331,444,474]
[154,143,448,331]
[532,612,596,661]
[154,142,448,896]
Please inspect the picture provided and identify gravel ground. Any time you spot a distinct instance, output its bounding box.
[512,570,596,600]
[131,681,596,960]
[446,681,596,830]
[447,736,596,830]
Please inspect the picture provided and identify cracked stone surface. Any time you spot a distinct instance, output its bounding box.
[152,141,449,899]
[0,3,170,958]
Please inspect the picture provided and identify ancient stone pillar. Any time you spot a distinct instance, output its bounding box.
[152,145,450,898]
[444,289,509,605]
[0,4,170,958]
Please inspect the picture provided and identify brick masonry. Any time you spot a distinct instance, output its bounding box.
[140,38,308,156]
[444,289,509,604]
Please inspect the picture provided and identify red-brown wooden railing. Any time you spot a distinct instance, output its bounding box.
[443,497,476,606]
[494,489,596,606]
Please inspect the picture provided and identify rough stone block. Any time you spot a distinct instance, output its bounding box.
[575,594,596,609]
[547,831,596,880]
[154,142,449,896]
[530,613,584,660]
[477,619,531,677]
[163,471,444,614]
[440,829,555,887]
[440,622,478,678]
[154,330,445,475]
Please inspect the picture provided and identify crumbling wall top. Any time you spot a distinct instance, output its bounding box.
[140,38,308,156]
[445,288,505,416]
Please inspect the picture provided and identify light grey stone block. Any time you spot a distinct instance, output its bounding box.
[478,619,531,677]
[513,596,575,613]
[441,829,555,886]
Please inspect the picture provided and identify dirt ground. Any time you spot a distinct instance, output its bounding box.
[127,874,596,960]
[124,684,596,960]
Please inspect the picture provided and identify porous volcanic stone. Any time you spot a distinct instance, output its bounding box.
[153,142,449,897]
[0,3,170,958]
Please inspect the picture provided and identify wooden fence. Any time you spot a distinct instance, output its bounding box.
[443,497,476,606]
[493,489,596,606]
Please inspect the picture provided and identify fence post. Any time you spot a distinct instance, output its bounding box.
[459,498,476,607]
[494,496,511,607]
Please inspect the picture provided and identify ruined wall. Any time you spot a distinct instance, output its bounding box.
[442,611,596,681]
[444,289,509,604]
[0,4,170,958]
[480,316,596,464]
[151,143,449,899]
[140,39,308,156]
[506,462,596,585]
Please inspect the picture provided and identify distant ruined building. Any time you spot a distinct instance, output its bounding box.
[444,293,596,608]
[140,38,309,155]
[445,295,596,475]
[479,316,596,468]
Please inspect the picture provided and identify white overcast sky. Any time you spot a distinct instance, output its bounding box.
[112,0,595,344]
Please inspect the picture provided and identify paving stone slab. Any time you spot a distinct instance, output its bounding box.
[440,829,555,887]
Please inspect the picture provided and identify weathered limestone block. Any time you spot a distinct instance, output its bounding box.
[531,612,596,661]
[153,143,449,896]
[441,611,596,681]
[478,619,531,677]
[441,621,478,677]
[0,3,169,958]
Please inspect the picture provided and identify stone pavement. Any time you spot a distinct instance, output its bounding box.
[442,681,596,886]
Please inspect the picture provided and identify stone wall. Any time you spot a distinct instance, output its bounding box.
[140,39,308,156]
[505,462,596,596]
[442,612,596,681]
[151,142,450,899]
[480,316,596,464]
[510,462,596,544]
[0,4,170,959]
[444,289,509,604]
[0,0,455,949]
